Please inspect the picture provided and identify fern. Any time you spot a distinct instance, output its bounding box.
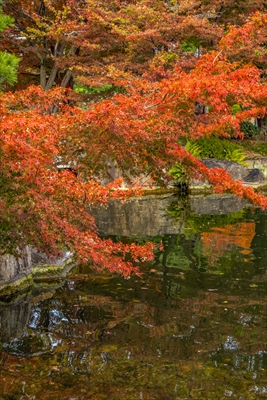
[185,141,201,158]
[225,148,246,166]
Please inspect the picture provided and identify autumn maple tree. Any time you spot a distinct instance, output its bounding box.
[1,1,267,275]
[0,86,156,276]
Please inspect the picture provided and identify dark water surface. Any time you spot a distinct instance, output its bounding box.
[0,195,267,399]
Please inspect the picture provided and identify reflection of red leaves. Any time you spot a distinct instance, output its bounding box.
[201,222,255,266]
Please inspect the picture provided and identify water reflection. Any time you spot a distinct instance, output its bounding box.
[0,195,267,399]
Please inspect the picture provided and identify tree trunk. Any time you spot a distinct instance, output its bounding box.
[61,70,72,88]
[40,62,46,89]
[44,41,66,91]
[60,45,79,88]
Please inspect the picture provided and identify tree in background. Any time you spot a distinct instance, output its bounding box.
[2,0,224,89]
[0,8,20,88]
[3,0,267,91]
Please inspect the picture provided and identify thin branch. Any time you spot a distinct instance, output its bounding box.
[144,92,173,110]
[213,50,223,64]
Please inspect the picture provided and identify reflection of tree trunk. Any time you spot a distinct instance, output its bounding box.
[162,235,178,269]
[251,212,267,268]
[161,235,179,300]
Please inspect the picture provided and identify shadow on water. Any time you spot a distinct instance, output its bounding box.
[0,194,267,399]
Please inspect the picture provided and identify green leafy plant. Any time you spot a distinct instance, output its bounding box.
[0,11,20,89]
[184,140,201,158]
[169,163,188,183]
[74,84,113,94]
[181,37,200,54]
[224,148,246,165]
[188,137,246,165]
[231,104,242,115]
[170,137,246,183]
[240,121,261,138]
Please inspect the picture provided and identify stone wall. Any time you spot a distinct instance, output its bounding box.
[0,246,32,287]
[0,247,71,294]
[91,195,184,237]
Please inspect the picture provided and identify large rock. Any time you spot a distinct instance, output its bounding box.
[244,169,265,183]
[201,159,248,180]
[190,158,267,189]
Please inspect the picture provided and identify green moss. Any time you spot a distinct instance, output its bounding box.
[0,274,33,297]
[32,264,65,278]
[0,260,75,298]
[241,140,267,156]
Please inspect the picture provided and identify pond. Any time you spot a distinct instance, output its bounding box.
[0,194,267,399]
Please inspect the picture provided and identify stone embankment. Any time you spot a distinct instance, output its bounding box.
[2,157,267,296]
[0,249,73,297]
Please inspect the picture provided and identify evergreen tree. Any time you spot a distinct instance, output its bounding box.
[0,9,20,89]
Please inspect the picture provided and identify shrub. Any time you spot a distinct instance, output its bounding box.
[188,137,246,166]
[240,121,261,138]
[169,136,246,182]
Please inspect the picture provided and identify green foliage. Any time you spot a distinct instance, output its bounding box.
[74,84,113,94]
[184,140,201,158]
[169,137,246,181]
[189,136,246,165]
[224,147,246,165]
[0,11,20,88]
[74,83,125,95]
[240,140,267,156]
[181,37,200,53]
[240,121,261,138]
[231,103,242,115]
[0,11,13,31]
[169,163,188,183]
[0,52,20,87]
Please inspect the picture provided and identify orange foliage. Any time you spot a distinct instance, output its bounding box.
[2,4,267,275]
[201,222,256,265]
